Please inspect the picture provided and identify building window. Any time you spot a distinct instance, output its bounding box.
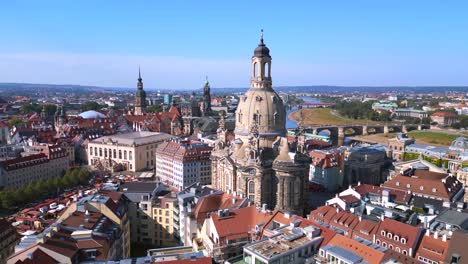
[90,148,93,155]
[104,148,108,158]
[248,180,255,194]
[382,242,387,247]
[401,238,406,244]
[129,151,133,160]
[402,250,407,255]
[119,150,122,159]
[396,247,400,253]
[387,233,392,239]
[113,149,116,158]
[381,231,386,236]
[124,150,127,160]
[99,148,102,157]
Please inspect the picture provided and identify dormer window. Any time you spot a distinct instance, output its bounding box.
[406,184,411,188]
[388,233,392,239]
[394,235,399,241]
[401,238,406,244]
[432,188,437,193]
[396,182,400,186]
[420,186,424,191]
[381,231,386,236]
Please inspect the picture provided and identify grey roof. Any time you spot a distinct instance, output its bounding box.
[322,245,363,263]
[119,182,159,193]
[435,209,468,230]
[90,131,172,146]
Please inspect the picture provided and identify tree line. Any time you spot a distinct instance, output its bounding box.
[333,101,392,121]
[0,168,90,210]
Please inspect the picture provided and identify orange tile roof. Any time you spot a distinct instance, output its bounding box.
[415,233,449,264]
[376,218,421,248]
[326,234,387,264]
[382,170,463,201]
[194,192,247,225]
[210,206,273,240]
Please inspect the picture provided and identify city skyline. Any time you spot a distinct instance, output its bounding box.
[1,1,468,89]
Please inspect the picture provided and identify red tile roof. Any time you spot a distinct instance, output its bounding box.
[376,218,422,249]
[415,232,449,264]
[353,184,411,204]
[194,192,247,225]
[326,234,387,264]
[382,170,463,201]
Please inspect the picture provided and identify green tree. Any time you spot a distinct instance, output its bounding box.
[82,101,104,111]
[8,118,26,127]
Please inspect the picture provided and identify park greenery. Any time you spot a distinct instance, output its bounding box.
[22,103,57,115]
[333,101,392,121]
[402,152,449,168]
[0,168,90,210]
[81,101,106,112]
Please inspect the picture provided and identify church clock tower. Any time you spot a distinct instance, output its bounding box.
[134,67,147,115]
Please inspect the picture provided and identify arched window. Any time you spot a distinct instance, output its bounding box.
[389,244,394,250]
[402,250,407,255]
[382,242,387,247]
[376,239,380,245]
[253,62,258,78]
[113,149,117,158]
[273,112,278,125]
[394,235,399,242]
[119,150,122,159]
[264,62,270,78]
[248,181,255,194]
[381,231,386,236]
[124,150,127,160]
[396,247,401,253]
[401,238,406,244]
[387,233,392,239]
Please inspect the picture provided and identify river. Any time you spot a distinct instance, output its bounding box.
[286,96,322,129]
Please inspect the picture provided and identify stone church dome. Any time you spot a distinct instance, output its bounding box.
[234,89,286,136]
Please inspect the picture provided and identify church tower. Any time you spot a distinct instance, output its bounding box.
[201,76,212,116]
[250,29,272,90]
[211,30,309,215]
[134,67,147,115]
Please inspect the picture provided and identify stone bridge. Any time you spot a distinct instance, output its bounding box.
[303,123,430,145]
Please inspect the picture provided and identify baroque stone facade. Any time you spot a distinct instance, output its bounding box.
[211,32,310,215]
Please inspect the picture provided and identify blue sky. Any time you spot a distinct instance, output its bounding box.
[1,1,468,89]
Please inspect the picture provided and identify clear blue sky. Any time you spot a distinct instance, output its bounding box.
[1,1,468,89]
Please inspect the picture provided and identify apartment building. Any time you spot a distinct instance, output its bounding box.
[0,150,68,188]
[156,139,212,190]
[0,219,18,264]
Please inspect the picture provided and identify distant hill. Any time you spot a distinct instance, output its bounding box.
[0,82,467,96]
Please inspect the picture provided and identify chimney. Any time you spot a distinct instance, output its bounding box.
[380,214,384,221]
[261,204,267,213]
[434,231,438,239]
[442,234,447,242]
[232,198,236,204]
[425,229,430,236]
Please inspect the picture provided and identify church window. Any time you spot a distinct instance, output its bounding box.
[248,180,255,194]
[119,150,122,159]
[124,150,127,160]
[253,62,258,78]
[265,62,270,78]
